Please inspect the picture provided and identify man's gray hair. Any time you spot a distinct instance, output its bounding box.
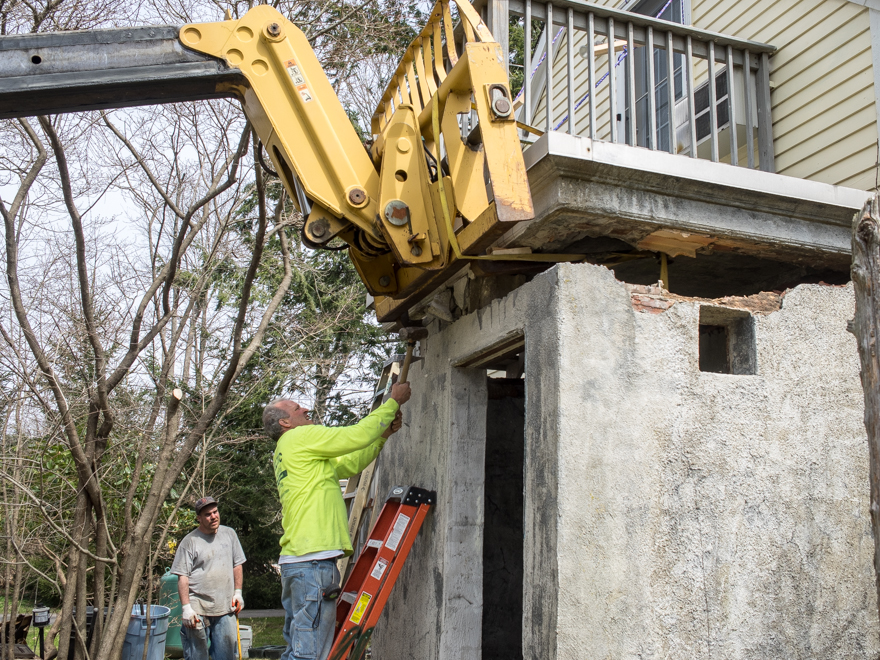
[263,399,291,440]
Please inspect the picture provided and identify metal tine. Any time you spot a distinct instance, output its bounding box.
[525,0,532,126]
[647,26,656,150]
[405,56,422,111]
[432,16,446,82]
[463,11,476,42]
[743,48,755,168]
[686,35,696,157]
[414,39,433,102]
[397,73,410,105]
[666,30,675,154]
[546,3,554,133]
[588,12,596,139]
[567,7,575,134]
[422,35,438,95]
[626,21,635,146]
[708,40,718,162]
[442,0,458,66]
[727,45,738,166]
[608,16,616,143]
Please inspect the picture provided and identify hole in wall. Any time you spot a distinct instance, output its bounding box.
[698,306,757,375]
[699,325,729,373]
[564,236,850,298]
[31,55,42,64]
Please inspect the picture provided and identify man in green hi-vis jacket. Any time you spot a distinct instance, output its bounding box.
[262,381,411,660]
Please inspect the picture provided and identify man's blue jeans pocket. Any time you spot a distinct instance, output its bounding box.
[280,560,340,660]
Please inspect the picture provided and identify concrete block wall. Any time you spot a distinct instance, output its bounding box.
[371,262,878,659]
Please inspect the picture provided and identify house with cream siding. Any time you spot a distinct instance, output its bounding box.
[368,2,880,659]
[525,0,879,189]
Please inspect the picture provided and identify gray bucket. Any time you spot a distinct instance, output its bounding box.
[121,604,171,660]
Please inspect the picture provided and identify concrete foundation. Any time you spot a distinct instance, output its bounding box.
[372,262,878,659]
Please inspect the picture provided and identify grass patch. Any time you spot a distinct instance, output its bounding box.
[239,616,285,648]
[2,610,288,658]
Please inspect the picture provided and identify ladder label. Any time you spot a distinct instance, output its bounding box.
[350,592,372,625]
[370,558,389,581]
[385,513,411,552]
[366,539,383,549]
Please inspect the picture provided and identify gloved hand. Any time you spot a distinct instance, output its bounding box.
[181,603,200,629]
[232,590,244,615]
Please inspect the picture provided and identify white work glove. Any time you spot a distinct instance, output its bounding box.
[181,603,200,628]
[232,590,244,615]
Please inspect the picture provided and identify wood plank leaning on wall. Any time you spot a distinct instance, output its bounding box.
[851,193,880,625]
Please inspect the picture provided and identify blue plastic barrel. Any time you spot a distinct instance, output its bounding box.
[121,604,171,660]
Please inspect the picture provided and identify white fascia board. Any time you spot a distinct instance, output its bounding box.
[847,0,880,11]
[525,131,873,210]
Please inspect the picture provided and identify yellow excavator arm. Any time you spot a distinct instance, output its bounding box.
[0,0,539,321]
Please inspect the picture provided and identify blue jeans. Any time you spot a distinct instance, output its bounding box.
[180,612,239,660]
[280,560,340,660]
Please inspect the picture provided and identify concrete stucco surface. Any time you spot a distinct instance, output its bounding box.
[556,266,876,658]
[371,262,878,659]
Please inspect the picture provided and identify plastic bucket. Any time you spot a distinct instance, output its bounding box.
[121,605,170,660]
[238,624,252,658]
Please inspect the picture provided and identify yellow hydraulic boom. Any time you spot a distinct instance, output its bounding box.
[0,1,558,321]
[179,1,534,320]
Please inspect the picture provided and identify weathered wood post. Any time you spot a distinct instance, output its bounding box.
[851,193,880,624]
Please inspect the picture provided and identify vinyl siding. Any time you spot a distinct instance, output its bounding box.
[692,0,877,189]
[525,0,877,190]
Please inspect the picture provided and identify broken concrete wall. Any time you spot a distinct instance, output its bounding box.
[555,266,876,658]
[371,262,878,659]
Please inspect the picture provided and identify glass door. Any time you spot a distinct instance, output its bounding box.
[626,0,687,152]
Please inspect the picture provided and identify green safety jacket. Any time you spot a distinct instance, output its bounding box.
[273,398,399,557]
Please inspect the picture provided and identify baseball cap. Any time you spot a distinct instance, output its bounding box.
[194,496,218,515]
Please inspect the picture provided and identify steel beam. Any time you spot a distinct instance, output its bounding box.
[0,26,244,118]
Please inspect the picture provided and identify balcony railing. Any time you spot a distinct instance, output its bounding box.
[477,0,777,171]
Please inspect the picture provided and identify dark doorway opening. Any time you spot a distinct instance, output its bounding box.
[482,376,525,660]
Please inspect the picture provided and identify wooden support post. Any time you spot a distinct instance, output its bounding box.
[754,51,775,172]
[486,0,509,74]
[850,194,880,625]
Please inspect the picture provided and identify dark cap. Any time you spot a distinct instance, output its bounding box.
[194,496,218,515]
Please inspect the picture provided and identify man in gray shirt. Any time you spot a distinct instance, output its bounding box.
[171,496,246,660]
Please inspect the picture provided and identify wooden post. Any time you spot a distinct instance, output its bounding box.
[754,51,775,172]
[851,193,880,624]
[486,0,509,74]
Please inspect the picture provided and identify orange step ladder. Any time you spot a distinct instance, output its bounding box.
[328,485,435,660]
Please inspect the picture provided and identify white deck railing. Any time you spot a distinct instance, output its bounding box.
[477,0,777,171]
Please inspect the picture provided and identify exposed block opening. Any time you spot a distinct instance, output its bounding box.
[698,306,756,375]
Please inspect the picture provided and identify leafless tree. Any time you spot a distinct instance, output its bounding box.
[0,0,424,658]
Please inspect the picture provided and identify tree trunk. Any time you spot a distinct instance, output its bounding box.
[851,193,880,625]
